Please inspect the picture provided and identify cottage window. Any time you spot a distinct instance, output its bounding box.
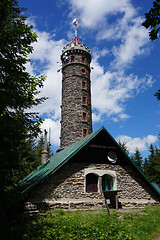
[86,173,98,192]
[102,174,113,191]
[85,170,117,193]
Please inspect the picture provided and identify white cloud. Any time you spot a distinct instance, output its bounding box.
[70,0,134,28]
[111,17,149,69]
[27,29,67,119]
[41,118,60,146]
[91,53,153,122]
[70,0,149,69]
[92,113,101,123]
[116,135,158,153]
[25,1,154,147]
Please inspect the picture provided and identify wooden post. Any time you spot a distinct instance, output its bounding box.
[105,198,110,216]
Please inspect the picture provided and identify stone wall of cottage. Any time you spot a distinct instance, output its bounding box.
[25,162,158,211]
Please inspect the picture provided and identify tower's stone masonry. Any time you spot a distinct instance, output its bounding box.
[60,43,92,148]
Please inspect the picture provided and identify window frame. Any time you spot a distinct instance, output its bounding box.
[82,128,88,137]
[86,173,98,193]
[82,81,87,90]
[80,67,87,75]
[82,95,87,105]
[82,112,88,121]
[84,170,117,193]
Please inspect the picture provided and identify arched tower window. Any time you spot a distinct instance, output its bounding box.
[102,174,113,191]
[86,173,98,192]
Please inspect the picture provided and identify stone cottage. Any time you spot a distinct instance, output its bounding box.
[16,15,160,211]
[18,126,160,212]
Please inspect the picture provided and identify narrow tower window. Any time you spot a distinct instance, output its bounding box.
[82,96,87,105]
[82,81,87,90]
[82,128,88,137]
[71,56,74,62]
[81,56,86,63]
[82,112,87,121]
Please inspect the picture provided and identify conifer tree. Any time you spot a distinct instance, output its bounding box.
[143,145,160,187]
[0,0,46,192]
[118,141,130,155]
[130,148,143,171]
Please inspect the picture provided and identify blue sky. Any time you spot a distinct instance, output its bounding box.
[19,0,160,157]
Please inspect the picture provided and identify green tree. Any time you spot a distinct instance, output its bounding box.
[142,0,160,40]
[143,144,160,186]
[154,89,160,100]
[118,141,130,155]
[0,0,46,192]
[131,148,143,171]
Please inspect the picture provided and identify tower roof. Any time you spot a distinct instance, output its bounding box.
[62,42,90,55]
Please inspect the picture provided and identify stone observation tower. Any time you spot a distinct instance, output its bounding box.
[60,13,92,149]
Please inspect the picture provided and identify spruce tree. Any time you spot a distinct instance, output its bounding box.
[131,148,143,171]
[143,145,160,187]
[0,0,46,192]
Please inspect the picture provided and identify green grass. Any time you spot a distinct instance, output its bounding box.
[6,205,160,240]
[121,205,160,240]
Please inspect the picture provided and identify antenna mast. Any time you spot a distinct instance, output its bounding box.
[72,12,80,44]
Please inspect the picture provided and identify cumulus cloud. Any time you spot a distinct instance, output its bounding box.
[25,1,155,149]
[27,29,67,119]
[70,0,149,69]
[111,17,149,69]
[70,0,134,28]
[116,135,158,153]
[91,52,153,122]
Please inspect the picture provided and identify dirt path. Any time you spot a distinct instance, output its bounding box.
[152,232,160,240]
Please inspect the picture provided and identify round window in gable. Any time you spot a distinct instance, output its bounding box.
[107,151,117,164]
[80,67,87,75]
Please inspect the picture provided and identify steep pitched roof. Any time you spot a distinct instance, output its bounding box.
[16,126,160,201]
[16,127,103,200]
